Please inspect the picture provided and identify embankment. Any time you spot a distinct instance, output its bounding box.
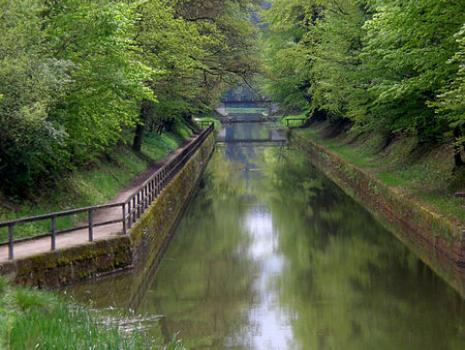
[292,131,465,296]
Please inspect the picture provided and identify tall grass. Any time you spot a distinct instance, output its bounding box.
[0,278,185,349]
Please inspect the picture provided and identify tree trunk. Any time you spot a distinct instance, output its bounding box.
[453,126,465,168]
[133,100,151,152]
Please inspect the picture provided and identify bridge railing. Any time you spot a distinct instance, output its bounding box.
[284,117,307,128]
[0,124,214,260]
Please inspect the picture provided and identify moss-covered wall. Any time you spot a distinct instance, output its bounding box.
[0,132,215,289]
[0,236,132,288]
[292,132,465,296]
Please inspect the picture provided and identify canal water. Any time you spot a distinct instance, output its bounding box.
[69,120,465,349]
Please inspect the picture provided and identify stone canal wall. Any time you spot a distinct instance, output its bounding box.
[0,132,215,288]
[292,132,465,296]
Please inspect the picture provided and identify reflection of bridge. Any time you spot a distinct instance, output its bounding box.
[217,139,286,145]
[217,128,287,145]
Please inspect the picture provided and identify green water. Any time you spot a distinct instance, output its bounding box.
[70,124,465,349]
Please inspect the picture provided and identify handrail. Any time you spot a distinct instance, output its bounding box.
[0,203,123,227]
[0,124,214,260]
[284,117,307,127]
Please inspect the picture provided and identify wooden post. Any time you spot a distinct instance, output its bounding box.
[8,224,14,260]
[122,203,127,235]
[132,196,136,223]
[128,200,132,229]
[51,215,57,251]
[137,192,141,218]
[144,185,148,209]
[88,209,94,242]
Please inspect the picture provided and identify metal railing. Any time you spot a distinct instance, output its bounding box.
[284,117,307,128]
[0,124,214,260]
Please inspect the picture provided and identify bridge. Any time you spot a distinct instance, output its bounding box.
[219,116,281,124]
[220,100,272,104]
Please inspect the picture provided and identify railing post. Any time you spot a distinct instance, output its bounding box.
[132,196,136,223]
[122,203,127,235]
[51,215,57,251]
[128,199,132,229]
[150,180,154,202]
[8,224,14,260]
[88,208,94,242]
[137,192,141,218]
[144,185,148,209]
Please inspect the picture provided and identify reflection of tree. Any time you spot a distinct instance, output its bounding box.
[206,151,248,201]
[253,148,465,350]
[69,143,465,349]
[136,149,259,349]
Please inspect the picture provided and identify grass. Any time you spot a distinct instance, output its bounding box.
[296,121,465,223]
[0,278,185,349]
[0,128,191,241]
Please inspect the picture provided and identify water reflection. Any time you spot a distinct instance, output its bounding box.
[138,140,465,349]
[217,121,286,144]
[69,122,465,349]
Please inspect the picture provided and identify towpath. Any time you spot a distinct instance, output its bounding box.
[0,135,197,263]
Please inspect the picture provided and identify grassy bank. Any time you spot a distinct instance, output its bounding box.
[0,278,184,349]
[295,122,465,223]
[0,127,192,241]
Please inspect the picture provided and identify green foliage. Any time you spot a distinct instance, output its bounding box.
[360,0,465,139]
[137,0,260,129]
[434,24,465,130]
[261,0,465,160]
[46,1,155,159]
[0,0,258,196]
[0,0,71,195]
[259,0,314,112]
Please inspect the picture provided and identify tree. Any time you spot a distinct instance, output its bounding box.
[132,0,260,150]
[360,0,465,142]
[46,0,155,160]
[0,0,70,194]
[261,0,465,160]
[259,0,316,113]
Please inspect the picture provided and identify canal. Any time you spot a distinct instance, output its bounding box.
[69,120,465,349]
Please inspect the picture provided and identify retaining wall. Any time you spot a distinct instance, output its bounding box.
[292,132,465,296]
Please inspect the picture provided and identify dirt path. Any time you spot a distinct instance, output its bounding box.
[0,135,196,263]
